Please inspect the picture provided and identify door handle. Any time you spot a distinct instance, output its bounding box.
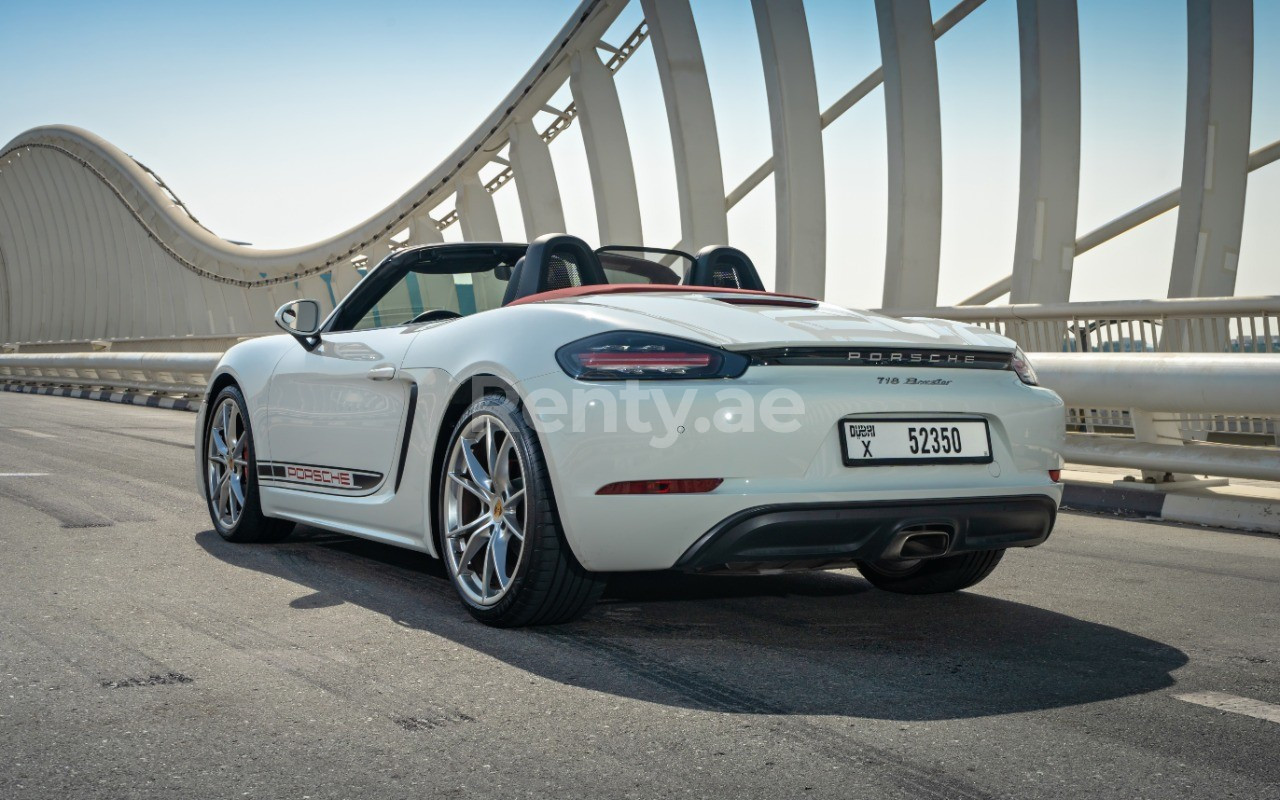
[366,365,397,381]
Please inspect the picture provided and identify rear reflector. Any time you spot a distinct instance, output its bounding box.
[1049,470,1061,483]
[596,478,723,495]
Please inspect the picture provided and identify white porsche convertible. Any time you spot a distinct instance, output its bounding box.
[196,234,1064,627]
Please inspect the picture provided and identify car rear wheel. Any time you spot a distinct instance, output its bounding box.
[204,386,294,543]
[857,549,1005,594]
[439,394,605,627]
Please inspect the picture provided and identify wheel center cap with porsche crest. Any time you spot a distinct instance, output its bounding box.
[492,498,503,519]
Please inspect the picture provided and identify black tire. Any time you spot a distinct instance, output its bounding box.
[857,549,1005,594]
[202,385,293,544]
[437,394,605,627]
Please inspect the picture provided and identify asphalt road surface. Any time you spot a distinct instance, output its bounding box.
[1,391,1276,800]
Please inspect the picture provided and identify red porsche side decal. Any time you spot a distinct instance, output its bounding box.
[257,461,382,494]
[285,465,354,488]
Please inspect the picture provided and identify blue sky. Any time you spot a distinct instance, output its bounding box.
[2,0,1277,305]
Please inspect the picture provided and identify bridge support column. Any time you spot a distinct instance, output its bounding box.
[1169,0,1253,299]
[640,0,728,251]
[509,118,567,239]
[571,49,644,247]
[410,213,443,245]
[456,174,503,242]
[405,213,453,315]
[875,0,944,309]
[1010,0,1081,304]
[1131,409,1196,484]
[751,0,826,298]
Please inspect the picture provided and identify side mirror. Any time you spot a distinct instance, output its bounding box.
[274,300,322,349]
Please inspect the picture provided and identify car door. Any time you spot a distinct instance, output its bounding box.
[262,326,417,498]
[259,252,455,500]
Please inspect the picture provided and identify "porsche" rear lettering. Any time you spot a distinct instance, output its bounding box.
[285,466,354,487]
[847,351,976,364]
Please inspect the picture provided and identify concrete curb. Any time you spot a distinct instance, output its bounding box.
[1063,481,1280,535]
[1,382,198,412]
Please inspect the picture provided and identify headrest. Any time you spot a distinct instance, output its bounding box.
[503,233,607,304]
[686,245,766,292]
[501,256,526,306]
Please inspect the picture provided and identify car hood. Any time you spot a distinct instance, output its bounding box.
[562,292,1013,351]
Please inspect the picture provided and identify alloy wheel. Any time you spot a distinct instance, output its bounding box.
[443,414,528,606]
[206,397,249,529]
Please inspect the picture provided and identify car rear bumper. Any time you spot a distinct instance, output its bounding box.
[674,494,1057,573]
[517,366,1064,572]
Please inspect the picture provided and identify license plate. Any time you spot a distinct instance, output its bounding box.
[840,418,992,467]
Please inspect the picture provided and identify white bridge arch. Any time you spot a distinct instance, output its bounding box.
[0,0,1274,348]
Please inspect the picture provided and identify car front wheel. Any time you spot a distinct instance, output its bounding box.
[203,385,293,543]
[439,394,605,627]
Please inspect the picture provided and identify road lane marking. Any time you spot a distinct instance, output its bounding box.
[9,428,55,438]
[1175,691,1280,724]
[0,473,50,477]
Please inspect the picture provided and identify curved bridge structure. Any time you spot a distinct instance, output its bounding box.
[0,0,1275,349]
[0,0,640,346]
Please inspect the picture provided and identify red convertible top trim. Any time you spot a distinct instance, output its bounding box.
[506,283,817,307]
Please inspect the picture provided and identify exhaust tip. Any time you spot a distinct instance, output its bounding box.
[899,532,951,558]
[880,524,955,560]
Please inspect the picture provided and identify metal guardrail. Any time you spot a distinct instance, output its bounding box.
[881,296,1280,446]
[1033,353,1280,414]
[0,352,220,396]
[2,349,1278,485]
[2,335,251,355]
[1034,353,1280,482]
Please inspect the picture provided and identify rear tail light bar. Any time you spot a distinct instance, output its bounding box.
[558,331,748,380]
[578,352,712,370]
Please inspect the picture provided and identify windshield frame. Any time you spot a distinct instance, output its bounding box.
[323,243,528,333]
